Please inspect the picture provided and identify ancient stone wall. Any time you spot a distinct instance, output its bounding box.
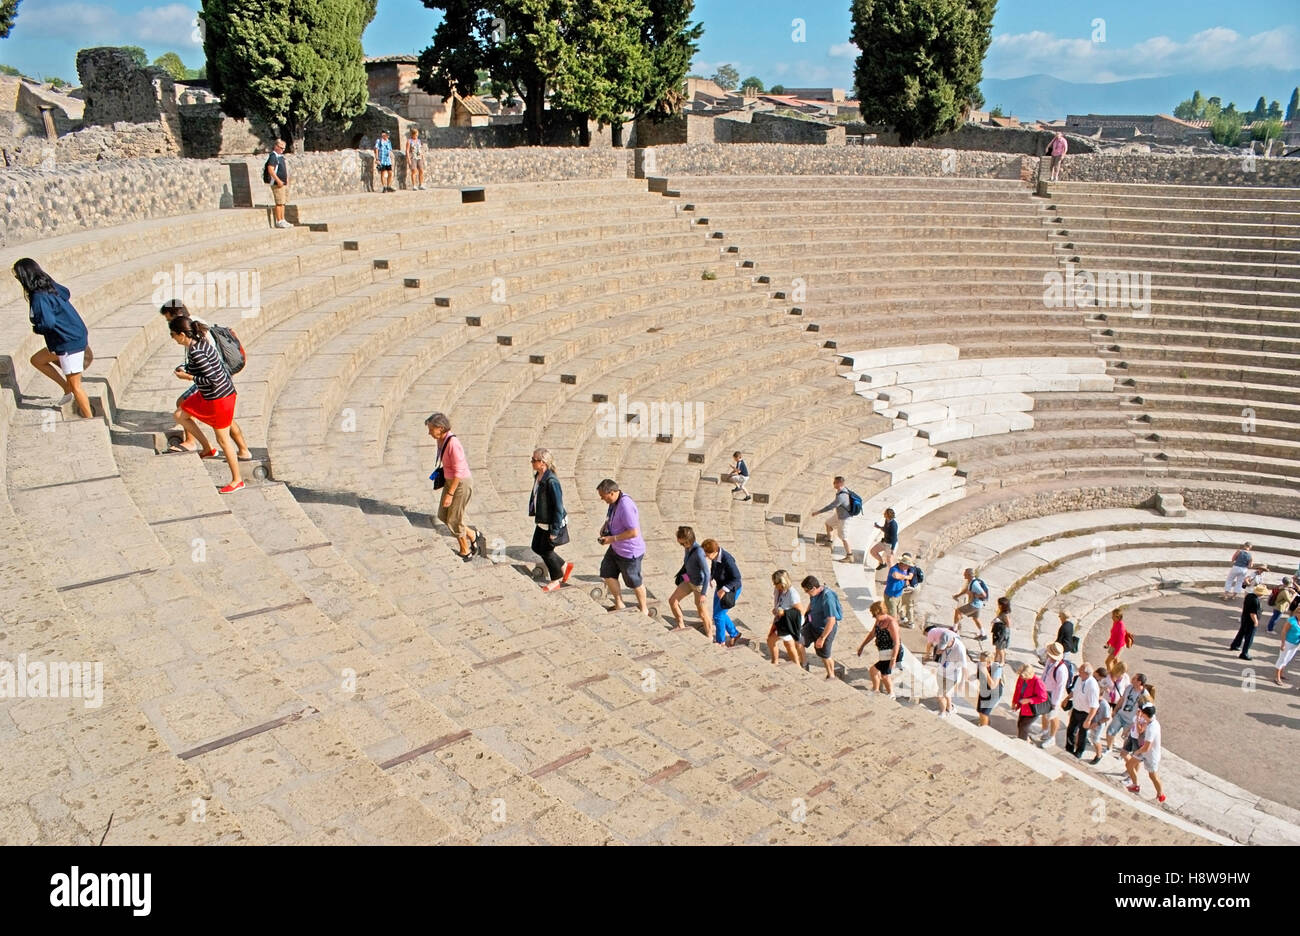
[76,47,183,153]
[179,103,278,158]
[1045,152,1300,188]
[650,143,1032,178]
[0,147,627,247]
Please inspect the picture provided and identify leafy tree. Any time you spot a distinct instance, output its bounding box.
[1288,87,1299,122]
[0,63,24,76]
[739,75,763,93]
[1267,99,1282,120]
[769,83,785,94]
[1249,95,1267,120]
[46,76,67,88]
[1223,101,1238,116]
[153,52,188,81]
[120,45,148,67]
[1210,110,1243,146]
[988,104,1003,117]
[851,0,997,145]
[0,0,20,39]
[1173,89,1204,120]
[711,63,738,90]
[419,0,701,145]
[550,0,653,145]
[1251,118,1284,142]
[201,0,376,152]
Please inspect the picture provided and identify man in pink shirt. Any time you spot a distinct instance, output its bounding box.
[426,412,484,561]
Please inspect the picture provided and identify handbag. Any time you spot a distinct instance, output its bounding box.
[1124,632,1135,648]
[430,433,454,490]
[1061,698,1073,712]
[1031,700,1052,715]
[720,590,736,610]
[550,523,570,547]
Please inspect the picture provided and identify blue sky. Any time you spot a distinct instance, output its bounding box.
[3,0,1297,90]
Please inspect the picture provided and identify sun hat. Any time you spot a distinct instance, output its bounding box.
[898,553,913,565]
[1045,642,1064,661]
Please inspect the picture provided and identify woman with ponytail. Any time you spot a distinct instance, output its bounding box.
[13,258,94,418]
[168,315,245,493]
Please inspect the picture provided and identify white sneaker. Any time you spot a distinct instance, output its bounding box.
[276,220,292,229]
[1039,737,1055,749]
[57,392,74,406]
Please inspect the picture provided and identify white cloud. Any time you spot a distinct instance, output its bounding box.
[828,41,859,59]
[20,1,200,48]
[986,25,1300,82]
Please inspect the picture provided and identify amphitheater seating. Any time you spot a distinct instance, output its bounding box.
[8,170,1294,845]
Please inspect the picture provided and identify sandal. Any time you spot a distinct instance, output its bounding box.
[1126,784,1140,794]
[199,448,220,459]
[165,442,201,454]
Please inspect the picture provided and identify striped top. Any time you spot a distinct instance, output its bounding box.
[184,335,236,400]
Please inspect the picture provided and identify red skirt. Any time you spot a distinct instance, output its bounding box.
[181,391,236,430]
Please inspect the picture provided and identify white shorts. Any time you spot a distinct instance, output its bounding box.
[58,350,85,376]
[1276,642,1299,670]
[825,514,845,534]
[1141,752,1160,774]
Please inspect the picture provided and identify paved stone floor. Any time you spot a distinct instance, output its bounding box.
[1082,591,1300,812]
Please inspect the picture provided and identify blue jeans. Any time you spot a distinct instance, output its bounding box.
[713,585,740,644]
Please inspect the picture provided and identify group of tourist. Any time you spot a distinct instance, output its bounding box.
[15,258,250,494]
[1224,542,1300,686]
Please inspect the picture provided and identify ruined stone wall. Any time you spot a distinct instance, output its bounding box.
[1046,152,1300,188]
[76,47,182,152]
[649,143,1032,178]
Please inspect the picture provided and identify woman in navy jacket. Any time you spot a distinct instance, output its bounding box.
[14,258,94,418]
[529,448,573,591]
[669,525,712,634]
[703,539,742,646]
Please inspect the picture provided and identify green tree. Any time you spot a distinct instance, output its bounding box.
[635,0,702,119]
[550,0,653,145]
[1205,96,1222,120]
[1287,87,1299,121]
[1210,110,1243,146]
[1249,95,1267,120]
[46,75,67,88]
[988,104,1003,117]
[769,83,785,94]
[201,0,376,152]
[0,63,24,76]
[711,63,738,90]
[1267,99,1282,120]
[1251,118,1284,143]
[740,75,763,93]
[851,0,997,145]
[153,52,188,81]
[120,45,148,67]
[1173,89,1204,120]
[0,0,21,39]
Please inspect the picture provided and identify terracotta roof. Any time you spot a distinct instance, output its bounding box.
[452,91,491,116]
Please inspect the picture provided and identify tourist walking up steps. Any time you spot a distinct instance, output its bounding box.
[528,448,573,592]
[596,479,648,615]
[952,568,989,638]
[1104,606,1129,666]
[426,412,485,562]
[990,596,1012,664]
[1268,577,1295,633]
[1124,703,1165,803]
[1047,131,1068,181]
[858,601,903,697]
[1054,610,1080,656]
[768,570,806,666]
[725,451,751,501]
[1230,584,1265,660]
[869,507,898,570]
[813,476,855,562]
[801,576,841,680]
[1104,672,1149,757]
[1011,662,1049,741]
[1087,666,1113,764]
[703,539,741,646]
[168,315,243,493]
[1224,543,1253,599]
[159,301,252,459]
[883,553,914,623]
[14,258,94,419]
[264,139,291,228]
[898,553,922,628]
[669,526,712,635]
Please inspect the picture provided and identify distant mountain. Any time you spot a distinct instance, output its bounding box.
[980,69,1300,123]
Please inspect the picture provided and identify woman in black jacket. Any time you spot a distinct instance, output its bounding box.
[529,448,572,591]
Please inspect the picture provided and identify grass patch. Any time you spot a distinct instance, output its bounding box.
[701,270,717,281]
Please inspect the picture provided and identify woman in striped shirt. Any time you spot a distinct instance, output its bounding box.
[169,315,244,493]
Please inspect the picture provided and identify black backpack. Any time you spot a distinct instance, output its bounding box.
[910,564,924,585]
[208,323,246,375]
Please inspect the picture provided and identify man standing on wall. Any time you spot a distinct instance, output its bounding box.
[375,130,395,192]
[264,139,291,229]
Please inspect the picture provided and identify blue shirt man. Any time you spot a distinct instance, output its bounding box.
[801,576,842,678]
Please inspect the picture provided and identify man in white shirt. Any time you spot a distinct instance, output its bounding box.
[1065,661,1100,758]
[1038,642,1069,748]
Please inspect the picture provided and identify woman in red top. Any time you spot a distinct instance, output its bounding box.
[1105,607,1128,666]
[1010,661,1048,741]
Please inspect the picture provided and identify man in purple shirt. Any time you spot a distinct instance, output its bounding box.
[597,478,648,615]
